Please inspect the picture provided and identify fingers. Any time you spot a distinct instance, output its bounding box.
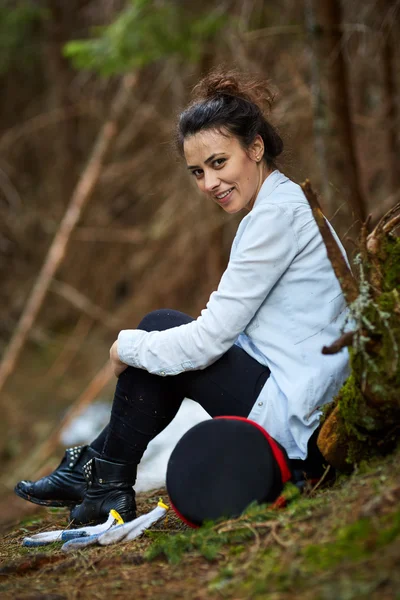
[109,340,118,360]
[114,363,128,378]
[110,339,128,377]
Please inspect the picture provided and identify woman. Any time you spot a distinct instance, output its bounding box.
[15,70,349,525]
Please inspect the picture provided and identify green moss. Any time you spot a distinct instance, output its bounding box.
[378,510,400,545]
[382,236,400,291]
[239,506,400,598]
[333,235,400,466]
[338,375,367,437]
[336,365,399,464]
[146,485,303,565]
[146,501,283,564]
[334,375,372,464]
[304,508,400,571]
[378,290,396,312]
[303,519,371,569]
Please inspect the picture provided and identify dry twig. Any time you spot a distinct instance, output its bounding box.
[322,331,355,355]
[367,201,400,256]
[45,315,93,380]
[301,180,359,303]
[50,280,122,330]
[270,523,292,548]
[73,227,145,244]
[309,465,332,495]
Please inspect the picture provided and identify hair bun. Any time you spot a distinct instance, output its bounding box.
[191,67,275,115]
[200,74,241,99]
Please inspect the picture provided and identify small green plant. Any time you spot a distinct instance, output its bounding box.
[146,504,273,564]
[146,485,301,564]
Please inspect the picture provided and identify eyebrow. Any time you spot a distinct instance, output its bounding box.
[187,153,223,170]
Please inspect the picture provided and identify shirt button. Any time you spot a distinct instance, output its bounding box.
[258,402,263,406]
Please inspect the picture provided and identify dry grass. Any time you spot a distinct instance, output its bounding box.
[1,448,400,600]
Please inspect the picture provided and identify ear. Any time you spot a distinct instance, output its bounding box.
[249,135,264,162]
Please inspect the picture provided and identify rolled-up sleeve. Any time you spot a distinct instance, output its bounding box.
[117,204,298,375]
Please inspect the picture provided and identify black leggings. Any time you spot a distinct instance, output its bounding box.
[90,309,270,466]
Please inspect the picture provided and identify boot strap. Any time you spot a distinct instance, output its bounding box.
[82,457,136,486]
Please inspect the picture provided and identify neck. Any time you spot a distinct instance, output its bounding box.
[246,163,273,212]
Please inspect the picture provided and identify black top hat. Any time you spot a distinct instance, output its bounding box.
[166,416,292,527]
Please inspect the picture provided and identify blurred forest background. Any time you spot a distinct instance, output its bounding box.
[0,0,399,498]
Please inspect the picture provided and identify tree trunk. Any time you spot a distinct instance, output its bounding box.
[304,0,333,209]
[44,0,84,201]
[305,0,367,233]
[379,3,400,196]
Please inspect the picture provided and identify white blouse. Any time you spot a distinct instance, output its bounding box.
[118,170,350,459]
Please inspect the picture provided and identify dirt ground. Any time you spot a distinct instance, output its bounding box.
[0,448,400,600]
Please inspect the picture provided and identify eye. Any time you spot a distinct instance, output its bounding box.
[191,169,203,179]
[213,158,226,168]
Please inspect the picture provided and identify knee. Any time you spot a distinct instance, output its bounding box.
[137,309,193,332]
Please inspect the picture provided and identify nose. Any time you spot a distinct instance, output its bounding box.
[203,170,220,193]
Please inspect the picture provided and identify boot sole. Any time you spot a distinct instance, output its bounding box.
[14,486,79,508]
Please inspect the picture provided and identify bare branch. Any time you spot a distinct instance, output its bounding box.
[0,104,97,152]
[50,280,122,329]
[368,201,400,241]
[322,331,355,354]
[366,202,400,263]
[383,213,400,235]
[73,227,145,244]
[301,179,359,303]
[45,316,93,381]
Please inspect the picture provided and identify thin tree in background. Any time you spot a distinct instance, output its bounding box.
[44,0,82,202]
[305,0,367,230]
[379,0,400,196]
[305,0,333,209]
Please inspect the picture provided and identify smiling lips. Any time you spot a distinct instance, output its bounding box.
[215,187,234,202]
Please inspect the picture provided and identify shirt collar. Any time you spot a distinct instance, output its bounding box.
[253,169,289,208]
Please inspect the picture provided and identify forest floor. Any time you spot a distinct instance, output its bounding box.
[0,448,399,600]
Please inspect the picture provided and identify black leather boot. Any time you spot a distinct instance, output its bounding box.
[70,457,137,526]
[14,445,100,508]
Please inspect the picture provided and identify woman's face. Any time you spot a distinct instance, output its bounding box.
[184,129,270,214]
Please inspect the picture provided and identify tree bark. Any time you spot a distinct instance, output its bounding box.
[379,4,400,195]
[305,0,333,209]
[305,0,367,232]
[44,0,86,201]
[0,74,137,397]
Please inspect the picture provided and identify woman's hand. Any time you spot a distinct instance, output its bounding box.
[110,340,128,377]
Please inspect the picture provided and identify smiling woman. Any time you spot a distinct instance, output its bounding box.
[179,71,282,213]
[15,69,350,527]
[184,130,268,213]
